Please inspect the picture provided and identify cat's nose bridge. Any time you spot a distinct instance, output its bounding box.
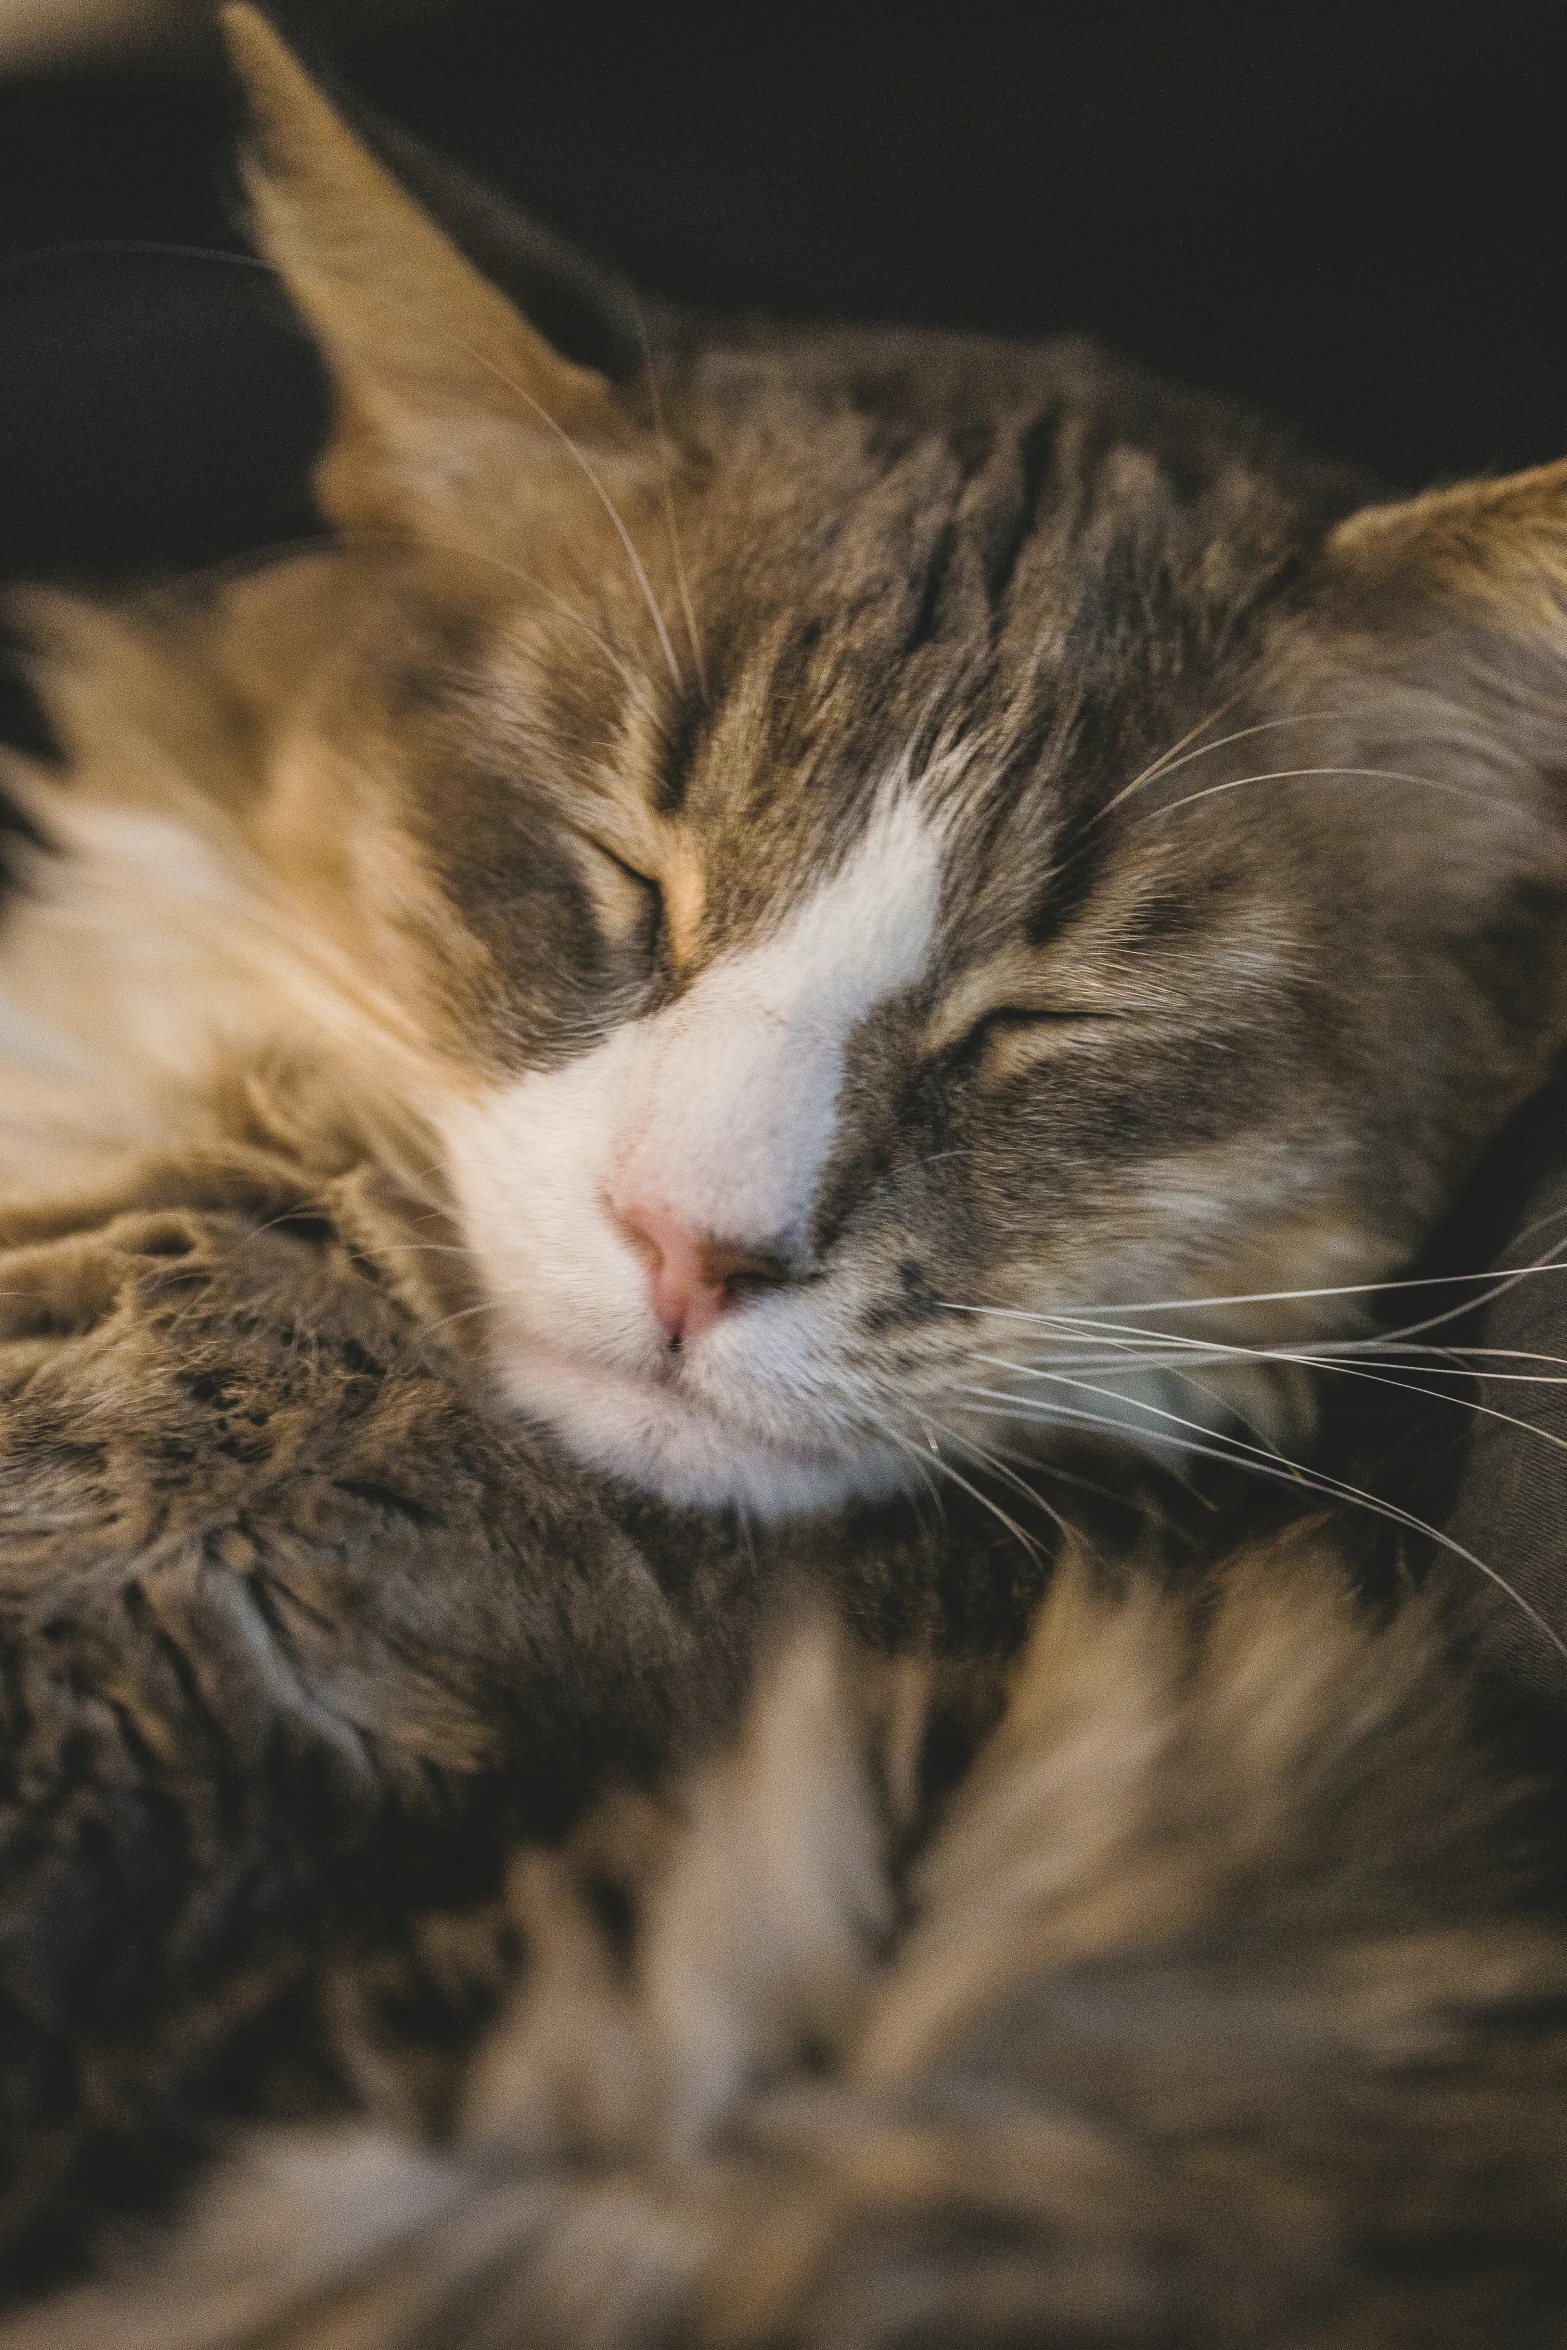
[604,793,942,1274]
[614,986,843,1257]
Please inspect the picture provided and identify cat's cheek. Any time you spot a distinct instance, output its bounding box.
[431,1040,650,1358]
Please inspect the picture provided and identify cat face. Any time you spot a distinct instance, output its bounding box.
[26,11,1567,1516]
[331,420,1565,1514]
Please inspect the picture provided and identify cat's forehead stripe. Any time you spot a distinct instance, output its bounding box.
[658,833,707,967]
[653,760,947,983]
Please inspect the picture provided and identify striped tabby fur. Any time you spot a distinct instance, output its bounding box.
[6,1537,1567,2349]
[0,11,1566,2342]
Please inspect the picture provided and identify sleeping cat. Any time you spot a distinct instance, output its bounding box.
[11,10,1567,1508]
[0,7,1566,2340]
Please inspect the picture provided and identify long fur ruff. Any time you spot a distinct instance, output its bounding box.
[0,588,446,1214]
[6,1542,1565,2350]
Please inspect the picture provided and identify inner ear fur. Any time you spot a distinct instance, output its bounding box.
[1268,455,1567,932]
[220,4,640,540]
[1238,458,1567,1078]
[1319,459,1567,777]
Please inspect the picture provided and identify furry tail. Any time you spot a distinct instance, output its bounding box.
[9,1534,1567,2349]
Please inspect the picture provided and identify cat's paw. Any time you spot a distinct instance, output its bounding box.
[0,1208,209,1348]
[0,1131,335,1356]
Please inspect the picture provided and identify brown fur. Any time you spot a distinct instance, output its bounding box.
[11,13,1567,1498]
[7,1540,1567,2350]
[1,11,1567,2341]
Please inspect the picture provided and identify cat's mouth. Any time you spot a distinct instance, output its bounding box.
[486,1319,910,1518]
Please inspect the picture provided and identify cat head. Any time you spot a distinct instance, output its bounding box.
[22,6,1567,1516]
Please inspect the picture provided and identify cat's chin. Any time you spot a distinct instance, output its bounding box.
[491,1340,912,1518]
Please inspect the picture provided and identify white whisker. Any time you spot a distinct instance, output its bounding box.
[952,1371,1567,1665]
[459,341,685,692]
[1093,707,1340,824]
[934,1244,1567,1326]
[930,1416,1076,1544]
[633,300,708,703]
[971,1330,1567,1461]
[1148,763,1543,828]
[340,523,665,733]
[879,1420,1046,1566]
[419,1296,510,1340]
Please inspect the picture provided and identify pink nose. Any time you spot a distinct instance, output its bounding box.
[613,1200,787,1345]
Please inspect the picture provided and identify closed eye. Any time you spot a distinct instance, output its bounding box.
[576,834,665,955]
[972,1005,1121,1032]
[942,1002,1124,1067]
[925,955,1127,1059]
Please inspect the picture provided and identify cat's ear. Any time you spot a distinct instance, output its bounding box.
[1318,459,1567,779]
[219,5,635,539]
[1285,455,1567,945]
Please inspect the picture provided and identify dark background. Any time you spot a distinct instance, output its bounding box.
[3,0,1567,600]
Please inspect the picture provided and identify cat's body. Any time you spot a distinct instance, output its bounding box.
[8,1516,1567,2350]
[1,9,1567,2340]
